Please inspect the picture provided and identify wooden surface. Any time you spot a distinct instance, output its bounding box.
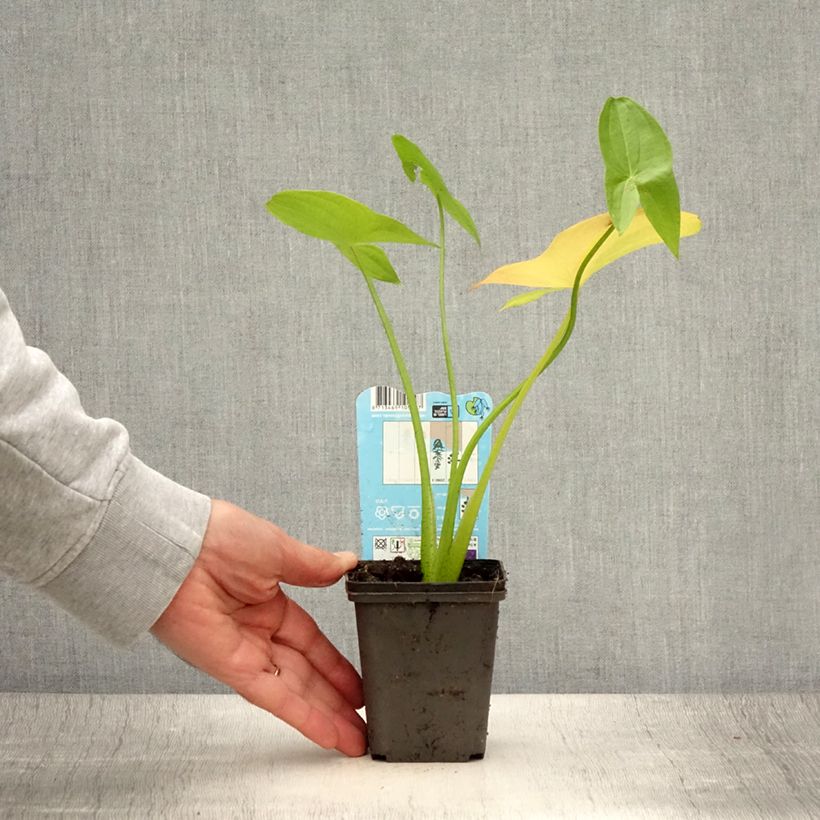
[1,693,818,818]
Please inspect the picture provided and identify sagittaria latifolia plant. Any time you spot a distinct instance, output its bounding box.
[267,96,701,584]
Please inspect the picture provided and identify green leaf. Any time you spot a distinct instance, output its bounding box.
[391,135,480,245]
[336,243,400,284]
[499,288,558,310]
[598,97,681,257]
[266,190,435,247]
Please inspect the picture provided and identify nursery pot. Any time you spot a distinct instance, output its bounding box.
[346,557,507,762]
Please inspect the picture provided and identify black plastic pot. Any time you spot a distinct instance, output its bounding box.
[346,558,507,762]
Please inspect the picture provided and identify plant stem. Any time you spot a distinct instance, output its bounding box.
[436,379,518,561]
[437,312,579,549]
[436,313,586,565]
[436,305,574,566]
[433,197,463,578]
[437,198,459,471]
[438,224,615,582]
[361,271,437,573]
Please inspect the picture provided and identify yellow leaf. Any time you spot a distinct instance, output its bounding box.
[475,209,702,292]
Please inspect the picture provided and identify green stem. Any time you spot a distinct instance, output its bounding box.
[436,293,580,565]
[437,198,459,472]
[436,376,519,562]
[437,310,576,550]
[438,224,615,582]
[361,271,437,573]
[433,198,463,577]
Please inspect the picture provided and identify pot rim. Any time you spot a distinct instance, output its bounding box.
[345,558,507,603]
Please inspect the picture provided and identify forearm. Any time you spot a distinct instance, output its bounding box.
[0,287,211,645]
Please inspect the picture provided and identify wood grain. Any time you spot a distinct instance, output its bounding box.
[1,694,818,818]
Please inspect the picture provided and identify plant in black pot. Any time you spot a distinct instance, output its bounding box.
[266,97,700,761]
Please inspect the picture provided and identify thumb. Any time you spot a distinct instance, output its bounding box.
[274,533,358,588]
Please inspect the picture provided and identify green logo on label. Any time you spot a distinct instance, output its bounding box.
[465,396,488,417]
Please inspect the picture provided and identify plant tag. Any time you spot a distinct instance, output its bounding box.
[356,386,493,560]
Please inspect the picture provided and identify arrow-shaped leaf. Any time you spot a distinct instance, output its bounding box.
[475,209,701,296]
[267,189,435,284]
[392,135,480,245]
[266,190,435,247]
[599,97,681,257]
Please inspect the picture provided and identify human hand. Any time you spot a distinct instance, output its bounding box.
[150,499,366,756]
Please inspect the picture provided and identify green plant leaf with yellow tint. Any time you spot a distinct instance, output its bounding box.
[267,190,434,247]
[499,287,559,311]
[266,189,435,284]
[336,243,400,284]
[475,209,701,301]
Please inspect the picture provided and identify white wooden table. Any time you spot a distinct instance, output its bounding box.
[1,693,818,818]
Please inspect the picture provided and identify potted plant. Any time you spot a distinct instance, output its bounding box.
[266,97,701,761]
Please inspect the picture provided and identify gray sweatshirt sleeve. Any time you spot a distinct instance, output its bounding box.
[0,286,212,646]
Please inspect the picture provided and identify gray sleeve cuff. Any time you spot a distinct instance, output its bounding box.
[41,454,212,646]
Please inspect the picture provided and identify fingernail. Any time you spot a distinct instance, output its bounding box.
[334,551,357,562]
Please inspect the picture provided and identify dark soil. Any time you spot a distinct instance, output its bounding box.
[350,555,504,584]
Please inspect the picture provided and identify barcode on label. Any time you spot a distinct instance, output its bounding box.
[371,386,426,412]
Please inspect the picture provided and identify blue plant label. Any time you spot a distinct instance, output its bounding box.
[356,386,493,560]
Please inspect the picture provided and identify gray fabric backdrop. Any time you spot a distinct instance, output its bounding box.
[0,0,817,694]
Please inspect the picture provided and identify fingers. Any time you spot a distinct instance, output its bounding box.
[270,642,366,733]
[240,673,338,751]
[239,667,366,757]
[274,530,358,588]
[236,595,364,710]
[278,596,365,709]
[269,642,367,755]
[203,501,358,600]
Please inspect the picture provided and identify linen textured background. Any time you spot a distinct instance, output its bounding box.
[0,1,817,693]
